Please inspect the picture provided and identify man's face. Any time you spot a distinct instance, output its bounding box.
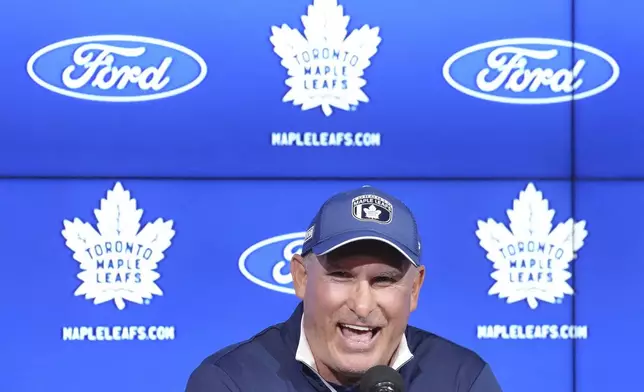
[291,240,425,384]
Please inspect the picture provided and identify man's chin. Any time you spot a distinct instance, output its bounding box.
[331,353,383,376]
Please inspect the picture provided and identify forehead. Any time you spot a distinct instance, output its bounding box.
[324,240,407,269]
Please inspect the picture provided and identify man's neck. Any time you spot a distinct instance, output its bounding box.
[317,366,360,387]
[314,349,400,386]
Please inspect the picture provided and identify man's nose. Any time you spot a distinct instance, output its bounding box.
[347,280,376,318]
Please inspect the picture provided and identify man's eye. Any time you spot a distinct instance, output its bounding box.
[374,276,396,284]
[329,272,351,278]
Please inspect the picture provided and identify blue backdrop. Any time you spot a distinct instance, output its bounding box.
[0,0,640,391]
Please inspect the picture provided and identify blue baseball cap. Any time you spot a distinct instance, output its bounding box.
[301,186,421,266]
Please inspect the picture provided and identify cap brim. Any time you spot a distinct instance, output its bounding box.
[311,230,420,267]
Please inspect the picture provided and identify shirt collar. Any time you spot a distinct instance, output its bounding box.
[295,316,414,372]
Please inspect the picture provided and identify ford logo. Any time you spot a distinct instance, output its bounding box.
[26,35,207,102]
[442,37,620,104]
[238,232,305,294]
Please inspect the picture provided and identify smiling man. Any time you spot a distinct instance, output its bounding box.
[185,186,503,392]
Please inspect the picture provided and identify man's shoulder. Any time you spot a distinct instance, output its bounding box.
[405,328,503,392]
[186,323,293,391]
[200,322,288,371]
[406,325,487,373]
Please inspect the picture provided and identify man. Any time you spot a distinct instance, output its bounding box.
[186,186,503,392]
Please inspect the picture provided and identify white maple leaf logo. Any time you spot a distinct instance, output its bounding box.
[61,182,175,310]
[475,183,588,310]
[269,0,382,116]
[363,205,381,219]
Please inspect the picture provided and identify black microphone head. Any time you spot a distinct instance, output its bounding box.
[359,365,405,392]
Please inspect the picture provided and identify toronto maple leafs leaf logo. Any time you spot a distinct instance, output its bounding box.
[363,205,381,220]
[269,0,382,116]
[61,182,175,310]
[475,183,588,310]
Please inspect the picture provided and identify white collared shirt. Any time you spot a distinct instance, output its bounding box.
[295,317,414,391]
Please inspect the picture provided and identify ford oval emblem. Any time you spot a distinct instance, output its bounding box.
[442,37,620,104]
[238,232,306,295]
[26,34,208,102]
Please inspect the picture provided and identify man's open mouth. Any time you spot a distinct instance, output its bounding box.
[337,323,381,344]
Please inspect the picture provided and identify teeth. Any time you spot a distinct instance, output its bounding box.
[340,324,373,332]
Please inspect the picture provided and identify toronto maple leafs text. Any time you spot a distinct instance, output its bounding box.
[87,241,154,285]
[62,325,175,341]
[295,48,358,92]
[271,132,381,147]
[477,324,588,340]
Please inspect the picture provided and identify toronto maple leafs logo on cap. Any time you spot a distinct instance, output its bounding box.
[352,194,393,224]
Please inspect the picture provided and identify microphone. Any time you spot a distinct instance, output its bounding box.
[359,365,405,392]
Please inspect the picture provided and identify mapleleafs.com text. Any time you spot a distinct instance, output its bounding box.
[62,325,176,341]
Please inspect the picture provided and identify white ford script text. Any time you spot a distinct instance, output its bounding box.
[476,46,585,94]
[62,43,171,91]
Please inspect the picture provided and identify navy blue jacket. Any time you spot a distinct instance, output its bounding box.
[186,303,503,391]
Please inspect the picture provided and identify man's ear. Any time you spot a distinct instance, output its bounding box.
[410,265,425,312]
[290,253,308,300]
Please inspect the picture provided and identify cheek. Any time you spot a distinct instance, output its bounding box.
[376,290,412,318]
[321,282,351,303]
[307,281,349,312]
